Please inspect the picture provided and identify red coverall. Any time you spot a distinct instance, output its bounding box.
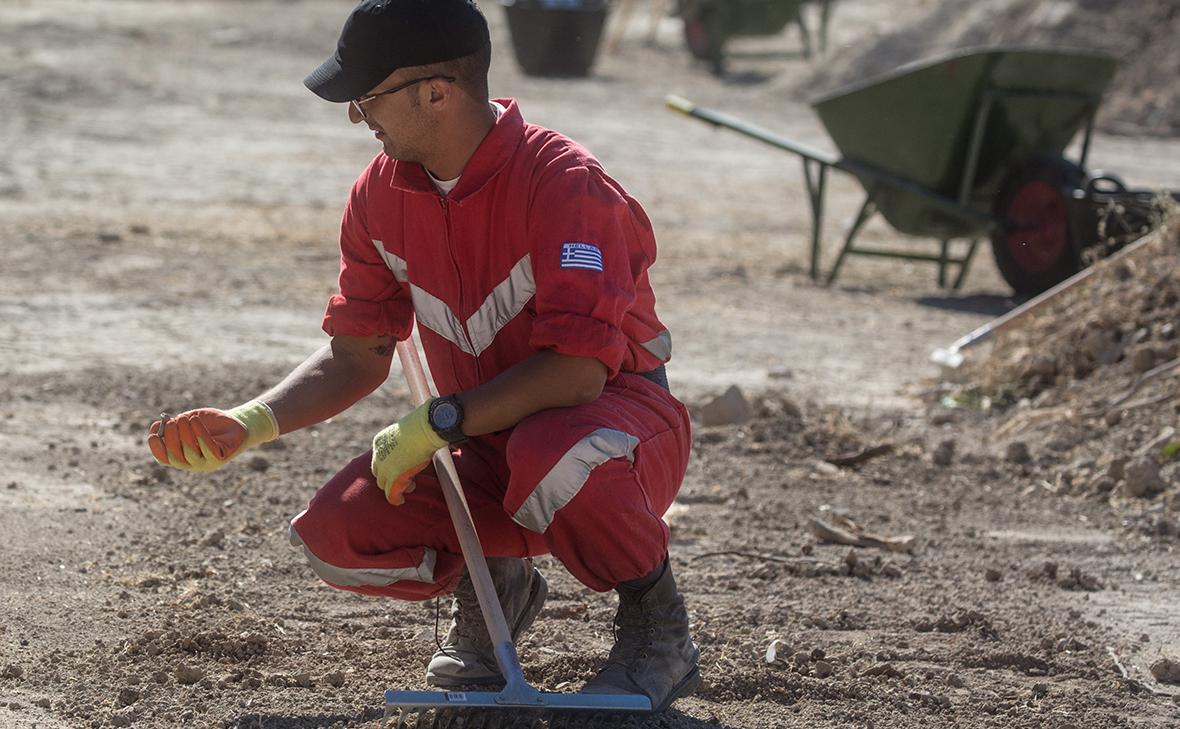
[289,99,691,597]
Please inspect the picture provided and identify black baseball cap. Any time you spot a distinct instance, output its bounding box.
[304,0,490,103]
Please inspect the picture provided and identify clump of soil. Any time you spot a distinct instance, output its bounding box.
[938,215,1180,536]
[802,0,1180,136]
[963,216,1180,404]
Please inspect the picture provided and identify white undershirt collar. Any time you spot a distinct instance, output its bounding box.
[427,101,506,196]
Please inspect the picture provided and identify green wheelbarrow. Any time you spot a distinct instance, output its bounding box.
[679,0,834,76]
[668,47,1177,294]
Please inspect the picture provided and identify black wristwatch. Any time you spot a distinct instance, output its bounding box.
[428,394,467,444]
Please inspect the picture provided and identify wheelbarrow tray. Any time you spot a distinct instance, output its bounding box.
[811,47,1118,239]
[688,0,806,37]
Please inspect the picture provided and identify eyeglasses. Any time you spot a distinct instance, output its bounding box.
[351,75,457,119]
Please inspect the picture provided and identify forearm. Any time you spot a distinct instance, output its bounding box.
[259,337,393,434]
[457,349,607,437]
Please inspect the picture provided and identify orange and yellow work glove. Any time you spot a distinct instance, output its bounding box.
[147,401,278,473]
[371,400,447,506]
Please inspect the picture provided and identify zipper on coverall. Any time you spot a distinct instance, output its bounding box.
[439,196,482,382]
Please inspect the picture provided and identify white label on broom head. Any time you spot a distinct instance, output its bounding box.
[445,692,468,702]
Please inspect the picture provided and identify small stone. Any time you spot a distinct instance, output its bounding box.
[116,687,139,707]
[247,455,270,472]
[293,673,313,688]
[1150,658,1180,684]
[200,529,225,548]
[700,386,753,427]
[946,673,965,688]
[1106,456,1128,482]
[1122,457,1166,498]
[932,439,955,467]
[1089,477,1117,495]
[324,672,346,688]
[175,665,204,685]
[34,698,51,708]
[2,664,23,679]
[792,651,811,668]
[861,662,903,678]
[1130,346,1157,373]
[1030,682,1049,698]
[984,567,1002,582]
[97,231,123,243]
[1005,442,1031,464]
[843,549,858,568]
[151,671,169,684]
[814,660,833,678]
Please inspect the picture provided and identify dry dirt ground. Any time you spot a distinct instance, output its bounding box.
[2,1,1179,728]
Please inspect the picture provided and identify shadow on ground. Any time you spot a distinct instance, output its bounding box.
[914,292,1015,317]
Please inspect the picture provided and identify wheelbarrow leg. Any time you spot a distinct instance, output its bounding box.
[952,238,979,290]
[818,0,832,55]
[796,9,812,60]
[802,158,828,283]
[826,194,877,287]
[937,239,950,288]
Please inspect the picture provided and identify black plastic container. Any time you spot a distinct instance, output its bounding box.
[500,0,610,77]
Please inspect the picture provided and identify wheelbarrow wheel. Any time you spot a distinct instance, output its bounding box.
[990,155,1084,296]
[680,1,725,74]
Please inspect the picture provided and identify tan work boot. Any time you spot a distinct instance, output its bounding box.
[425,557,548,687]
[582,559,700,712]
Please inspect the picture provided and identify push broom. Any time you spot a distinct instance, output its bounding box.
[384,334,653,727]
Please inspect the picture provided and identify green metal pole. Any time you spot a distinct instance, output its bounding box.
[802,158,828,282]
[826,192,877,286]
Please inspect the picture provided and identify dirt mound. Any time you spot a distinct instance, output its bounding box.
[941,215,1180,535]
[801,0,1180,136]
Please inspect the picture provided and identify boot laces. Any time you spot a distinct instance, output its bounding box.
[450,574,489,645]
[608,602,661,665]
[432,573,490,662]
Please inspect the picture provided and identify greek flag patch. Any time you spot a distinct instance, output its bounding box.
[560,242,604,272]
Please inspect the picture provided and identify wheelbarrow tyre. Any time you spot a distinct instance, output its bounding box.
[680,1,725,73]
[990,155,1084,296]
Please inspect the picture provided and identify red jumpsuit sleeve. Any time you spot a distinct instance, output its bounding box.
[321,174,414,340]
[528,165,648,379]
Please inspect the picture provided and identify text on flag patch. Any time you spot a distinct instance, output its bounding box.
[560,242,604,272]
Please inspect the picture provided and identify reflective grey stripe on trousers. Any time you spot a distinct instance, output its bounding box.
[288,513,436,587]
[512,428,642,533]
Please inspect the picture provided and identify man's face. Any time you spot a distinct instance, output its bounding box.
[349,71,439,161]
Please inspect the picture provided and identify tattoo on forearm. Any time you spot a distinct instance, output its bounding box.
[371,336,395,357]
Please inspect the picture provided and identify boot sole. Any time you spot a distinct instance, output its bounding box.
[425,568,549,688]
[654,664,701,713]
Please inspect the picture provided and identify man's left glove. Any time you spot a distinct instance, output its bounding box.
[148,401,278,473]
[371,399,448,505]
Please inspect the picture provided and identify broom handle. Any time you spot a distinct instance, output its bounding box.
[395,336,527,687]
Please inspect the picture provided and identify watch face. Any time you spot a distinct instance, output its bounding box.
[432,401,460,430]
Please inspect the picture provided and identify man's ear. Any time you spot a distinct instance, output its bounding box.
[428,79,450,106]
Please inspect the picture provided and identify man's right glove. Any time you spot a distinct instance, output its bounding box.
[371,399,448,506]
[147,401,278,473]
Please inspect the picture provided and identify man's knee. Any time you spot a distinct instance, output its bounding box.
[504,410,640,533]
[287,453,462,600]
